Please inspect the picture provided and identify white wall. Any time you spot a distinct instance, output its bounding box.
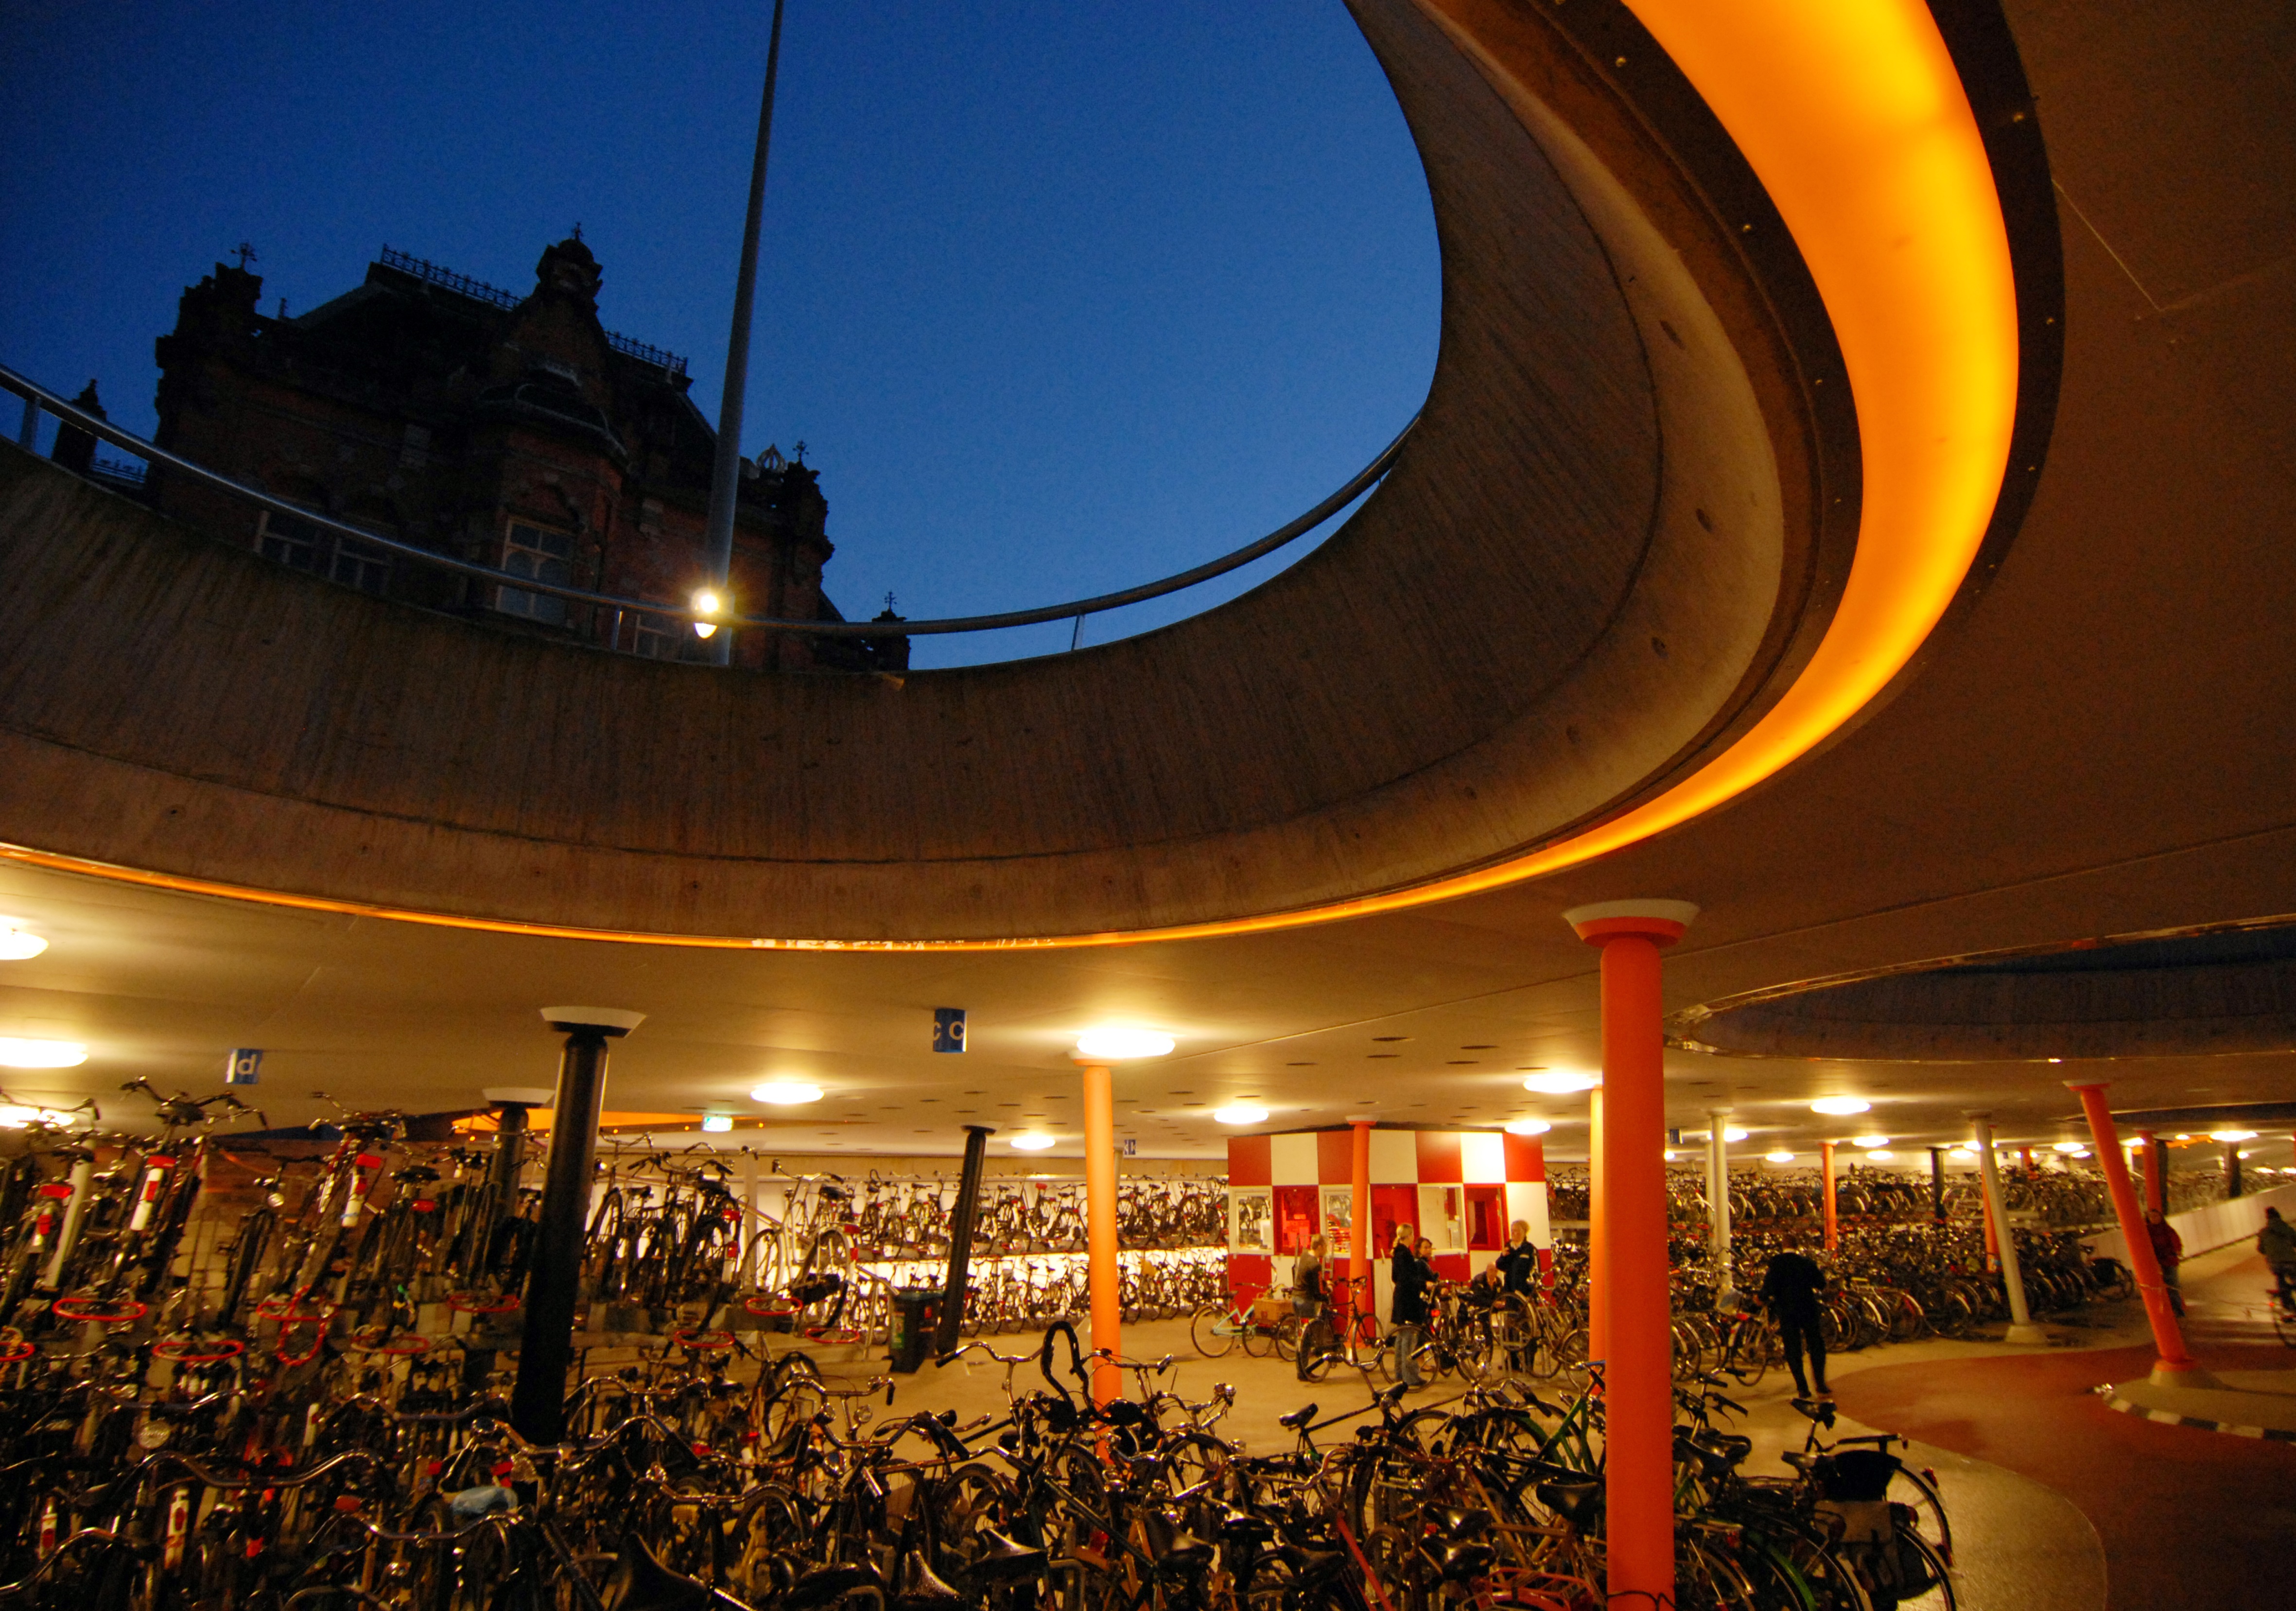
[2086,1180,2296,1263]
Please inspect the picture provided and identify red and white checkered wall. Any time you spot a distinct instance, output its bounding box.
[1225,1127,1551,1313]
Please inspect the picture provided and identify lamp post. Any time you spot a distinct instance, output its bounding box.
[698,0,791,667]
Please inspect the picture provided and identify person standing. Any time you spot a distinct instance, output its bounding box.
[1292,1234,1327,1316]
[1760,1247,1832,1401]
[2144,1208,2184,1316]
[2259,1206,2296,1307]
[1494,1220,1539,1296]
[1391,1228,1429,1388]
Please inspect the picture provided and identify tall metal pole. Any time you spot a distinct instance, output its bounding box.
[1929,1146,1947,1222]
[1969,1113,2045,1344]
[511,1008,643,1443]
[934,1124,995,1356]
[699,0,791,667]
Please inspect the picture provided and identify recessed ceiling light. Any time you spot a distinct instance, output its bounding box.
[0,925,48,961]
[1504,1119,1551,1136]
[2209,1129,2258,1142]
[1075,1029,1175,1060]
[1009,1134,1056,1151]
[1765,1150,1795,1163]
[1851,1134,1889,1148]
[700,1115,733,1133]
[2051,1141,2084,1154]
[0,1037,87,1069]
[1213,1105,1269,1126]
[1722,1127,1749,1142]
[1810,1097,1870,1116]
[1864,1149,1895,1160]
[750,1080,823,1105]
[1524,1072,1599,1095]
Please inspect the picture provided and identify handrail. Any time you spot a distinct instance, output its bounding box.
[1,362,1413,642]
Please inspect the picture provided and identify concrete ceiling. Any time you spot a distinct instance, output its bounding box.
[1,0,2292,1166]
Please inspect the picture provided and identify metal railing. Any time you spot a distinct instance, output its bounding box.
[1,361,1413,642]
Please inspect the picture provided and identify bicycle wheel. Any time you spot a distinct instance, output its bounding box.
[1189,1302,1235,1359]
[1239,1309,1276,1359]
[1889,1464,1953,1567]
[1271,1312,1302,1363]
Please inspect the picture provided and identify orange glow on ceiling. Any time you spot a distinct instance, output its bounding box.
[0,0,2018,952]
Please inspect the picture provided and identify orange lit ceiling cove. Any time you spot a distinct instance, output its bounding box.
[0,0,2018,952]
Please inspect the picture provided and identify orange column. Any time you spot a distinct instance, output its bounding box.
[2139,1129,2163,1215]
[1820,1140,1838,1252]
[1080,1060,1121,1404]
[1528,1138,1556,1291]
[1568,899,1696,1611]
[1587,1086,1607,1366]
[2071,1084,2195,1376]
[1350,1120,1373,1333]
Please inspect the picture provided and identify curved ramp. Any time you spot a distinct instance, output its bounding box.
[0,0,2039,945]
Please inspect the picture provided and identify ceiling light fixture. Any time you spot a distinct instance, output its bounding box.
[0,925,47,961]
[1851,1134,1889,1149]
[0,1104,78,1129]
[1948,1147,1975,1160]
[1009,1134,1056,1151]
[2209,1129,2258,1143]
[1722,1127,1749,1143]
[1864,1149,1895,1161]
[0,1038,87,1069]
[1504,1118,1552,1137]
[1809,1098,1870,1117]
[749,1080,823,1106]
[1765,1149,1795,1163]
[1523,1071,1599,1095]
[1075,1029,1176,1061]
[2051,1141,2084,1154]
[701,1114,733,1133]
[1212,1105,1269,1126]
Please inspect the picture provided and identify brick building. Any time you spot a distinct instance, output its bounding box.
[147,236,904,672]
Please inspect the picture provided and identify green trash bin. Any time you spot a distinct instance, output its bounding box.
[888,1288,942,1373]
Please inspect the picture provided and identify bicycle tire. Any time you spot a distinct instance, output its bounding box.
[1188,1302,1235,1360]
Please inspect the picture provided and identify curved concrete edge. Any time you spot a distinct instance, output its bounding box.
[1896,1434,2109,1611]
[2103,1377,2296,1439]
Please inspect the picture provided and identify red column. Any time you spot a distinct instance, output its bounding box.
[2070,1084,2195,1376]
[1587,1086,1607,1366]
[1528,1138,1556,1291]
[1080,1061,1121,1404]
[1567,899,1696,1611]
[2139,1129,2163,1216]
[1350,1120,1373,1334]
[1820,1140,1838,1252]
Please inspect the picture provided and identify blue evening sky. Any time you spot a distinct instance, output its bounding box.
[0,1,1438,666]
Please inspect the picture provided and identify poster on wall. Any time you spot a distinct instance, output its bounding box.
[1231,1188,1272,1253]
[1322,1186,1354,1241]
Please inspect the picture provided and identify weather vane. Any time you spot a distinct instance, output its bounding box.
[232,243,257,269]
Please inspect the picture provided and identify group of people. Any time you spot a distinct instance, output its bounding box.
[1279,1197,2296,1401]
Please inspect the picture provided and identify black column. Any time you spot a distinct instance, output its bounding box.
[462,1100,536,1394]
[510,1017,628,1443]
[2226,1141,2244,1200]
[934,1125,995,1356]
[1929,1147,1947,1222]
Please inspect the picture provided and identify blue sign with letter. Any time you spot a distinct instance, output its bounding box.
[932,1008,966,1053]
[226,1048,263,1086]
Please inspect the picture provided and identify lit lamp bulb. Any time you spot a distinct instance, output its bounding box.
[0,925,47,961]
[692,588,725,639]
[1765,1149,1795,1164]
[1722,1127,1749,1143]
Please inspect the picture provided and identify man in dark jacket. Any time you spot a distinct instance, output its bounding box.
[1391,1229,1429,1388]
[1760,1248,1831,1400]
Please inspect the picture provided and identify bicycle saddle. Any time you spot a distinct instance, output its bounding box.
[962,1527,1047,1584]
[1432,1507,1489,1541]
[601,1534,734,1611]
[1535,1479,1604,1532]
[1278,1404,1318,1430]
[1438,1540,1497,1582]
[892,1549,968,1608]
[1218,1506,1273,1545]
[1780,1450,1822,1475]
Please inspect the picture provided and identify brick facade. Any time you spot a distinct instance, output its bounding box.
[147,239,904,673]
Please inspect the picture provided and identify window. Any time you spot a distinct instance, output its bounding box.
[631,613,678,660]
[498,522,574,625]
[256,509,321,571]
[255,508,391,595]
